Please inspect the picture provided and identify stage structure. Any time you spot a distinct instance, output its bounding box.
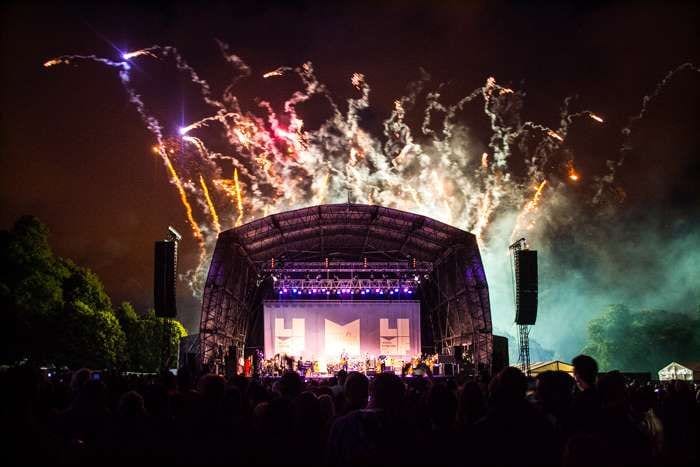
[199,203,493,373]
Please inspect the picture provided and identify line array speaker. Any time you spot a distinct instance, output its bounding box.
[515,249,538,325]
[154,240,177,318]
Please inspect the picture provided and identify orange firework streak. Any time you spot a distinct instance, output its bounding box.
[199,175,221,233]
[567,161,580,181]
[511,180,548,241]
[233,168,245,226]
[161,151,203,242]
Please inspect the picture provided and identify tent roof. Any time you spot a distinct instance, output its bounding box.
[221,203,477,263]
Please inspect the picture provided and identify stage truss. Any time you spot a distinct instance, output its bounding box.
[199,203,493,372]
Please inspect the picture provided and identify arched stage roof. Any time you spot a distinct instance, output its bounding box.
[199,203,493,369]
[230,203,478,263]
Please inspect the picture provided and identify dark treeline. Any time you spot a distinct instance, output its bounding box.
[0,215,186,371]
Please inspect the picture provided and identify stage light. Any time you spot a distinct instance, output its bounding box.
[283,288,288,293]
[389,291,394,295]
[403,288,408,293]
[365,289,370,293]
[408,290,413,294]
[394,288,399,293]
[292,288,297,293]
[361,290,365,295]
[326,291,330,295]
[375,288,380,293]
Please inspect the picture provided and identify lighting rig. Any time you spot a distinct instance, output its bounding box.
[262,258,432,298]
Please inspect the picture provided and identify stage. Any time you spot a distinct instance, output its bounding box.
[197,203,493,375]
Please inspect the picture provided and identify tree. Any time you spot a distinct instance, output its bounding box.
[51,300,126,369]
[0,216,189,370]
[138,310,188,372]
[582,304,700,373]
[116,302,188,372]
[0,216,68,363]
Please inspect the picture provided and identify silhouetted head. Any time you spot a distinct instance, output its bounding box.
[71,368,91,393]
[371,372,405,412]
[489,367,527,407]
[428,382,457,429]
[279,370,303,399]
[344,371,369,410]
[536,370,575,413]
[176,367,193,392]
[198,373,226,403]
[318,393,335,422]
[597,371,627,409]
[336,369,348,386]
[118,390,146,418]
[458,381,486,425]
[572,355,598,390]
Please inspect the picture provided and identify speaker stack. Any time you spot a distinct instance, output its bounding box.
[154,240,177,318]
[514,249,538,325]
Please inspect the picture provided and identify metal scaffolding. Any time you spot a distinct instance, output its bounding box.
[198,203,493,372]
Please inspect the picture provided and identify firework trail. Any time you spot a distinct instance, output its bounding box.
[44,44,695,297]
[592,62,700,203]
[199,175,221,234]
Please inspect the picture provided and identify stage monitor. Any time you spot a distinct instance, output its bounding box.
[263,300,421,361]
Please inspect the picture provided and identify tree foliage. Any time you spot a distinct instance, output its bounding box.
[582,304,700,373]
[115,303,188,372]
[0,216,187,370]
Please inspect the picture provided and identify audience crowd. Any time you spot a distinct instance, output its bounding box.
[2,354,698,466]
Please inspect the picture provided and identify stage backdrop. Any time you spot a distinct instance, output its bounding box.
[263,300,421,360]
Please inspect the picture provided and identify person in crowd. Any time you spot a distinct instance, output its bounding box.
[342,371,369,414]
[471,366,557,466]
[536,370,576,455]
[571,354,602,434]
[327,372,415,466]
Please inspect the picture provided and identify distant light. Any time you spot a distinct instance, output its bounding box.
[394,288,399,293]
[361,291,365,295]
[375,288,380,293]
[283,288,288,293]
[389,291,394,295]
[292,289,297,293]
[408,290,413,294]
[326,291,330,295]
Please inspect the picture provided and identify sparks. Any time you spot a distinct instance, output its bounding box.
[233,168,244,226]
[162,153,203,242]
[263,68,285,78]
[122,49,157,60]
[547,130,564,141]
[48,42,641,296]
[199,175,221,233]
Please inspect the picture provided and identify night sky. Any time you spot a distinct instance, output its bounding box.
[1,1,698,334]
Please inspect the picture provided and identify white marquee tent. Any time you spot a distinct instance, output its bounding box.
[657,362,696,381]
